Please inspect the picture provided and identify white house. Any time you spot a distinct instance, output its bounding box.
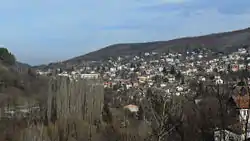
[215,79,224,85]
[238,48,247,54]
[168,77,175,83]
[158,67,164,72]
[199,76,206,82]
[110,67,116,72]
[239,64,246,70]
[176,86,184,92]
[198,55,203,59]
[80,73,100,79]
[144,52,150,56]
[160,83,167,88]
[214,129,242,141]
[232,94,250,140]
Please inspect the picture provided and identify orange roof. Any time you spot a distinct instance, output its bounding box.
[124,104,138,108]
[233,95,250,109]
[123,104,139,112]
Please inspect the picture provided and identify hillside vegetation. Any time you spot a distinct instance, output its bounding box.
[0,48,48,105]
[0,48,16,66]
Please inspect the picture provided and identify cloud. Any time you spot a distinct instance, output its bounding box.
[138,0,250,16]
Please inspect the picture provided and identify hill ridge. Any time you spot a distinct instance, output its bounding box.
[35,27,250,69]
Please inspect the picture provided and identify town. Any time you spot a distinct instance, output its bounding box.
[31,47,250,141]
[37,47,249,96]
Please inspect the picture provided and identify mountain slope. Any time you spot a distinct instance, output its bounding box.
[35,27,250,69]
[68,27,250,62]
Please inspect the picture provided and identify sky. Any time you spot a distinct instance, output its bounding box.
[0,0,250,65]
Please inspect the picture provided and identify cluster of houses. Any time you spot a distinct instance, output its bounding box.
[36,48,250,96]
[35,47,250,141]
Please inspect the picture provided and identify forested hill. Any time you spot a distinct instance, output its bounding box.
[33,27,250,70]
[67,27,250,62]
[0,48,47,105]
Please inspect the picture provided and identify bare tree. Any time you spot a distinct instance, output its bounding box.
[141,88,187,141]
[19,76,105,141]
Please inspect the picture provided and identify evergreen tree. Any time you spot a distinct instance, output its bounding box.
[102,103,113,123]
[227,64,231,72]
[180,76,185,84]
[101,66,106,72]
[163,77,169,83]
[213,68,218,73]
[162,67,168,75]
[0,48,16,65]
[170,65,176,75]
[96,66,101,72]
[130,63,136,68]
[137,105,144,120]
[175,71,182,80]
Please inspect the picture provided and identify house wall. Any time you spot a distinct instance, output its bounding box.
[80,74,100,79]
[214,130,241,141]
[240,109,250,123]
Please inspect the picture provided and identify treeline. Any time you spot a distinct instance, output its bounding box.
[0,48,16,66]
[0,76,238,141]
